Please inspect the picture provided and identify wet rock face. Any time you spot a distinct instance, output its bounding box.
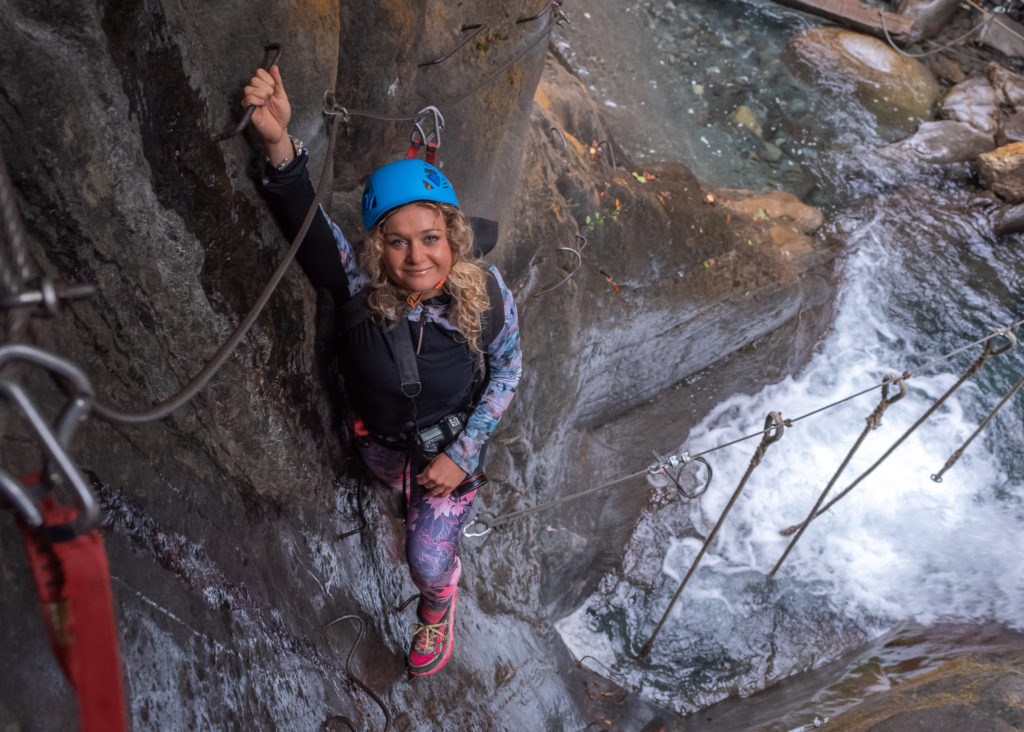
[979,141,1024,201]
[825,651,1024,731]
[897,0,962,42]
[0,1,837,731]
[785,27,940,130]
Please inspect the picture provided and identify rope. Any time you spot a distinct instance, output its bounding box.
[931,367,1024,482]
[962,0,1024,44]
[462,466,650,537]
[322,613,393,732]
[779,330,1015,534]
[636,412,785,660]
[464,321,1023,538]
[92,111,343,423]
[769,374,906,575]
[689,321,1023,464]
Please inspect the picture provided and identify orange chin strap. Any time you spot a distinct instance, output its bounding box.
[405,275,448,308]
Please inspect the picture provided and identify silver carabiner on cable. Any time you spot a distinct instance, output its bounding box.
[412,105,445,151]
[462,512,494,538]
[648,451,712,500]
[0,344,98,533]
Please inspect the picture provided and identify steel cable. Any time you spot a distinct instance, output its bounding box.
[93,112,342,423]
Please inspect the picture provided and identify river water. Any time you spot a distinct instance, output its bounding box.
[552,0,1024,727]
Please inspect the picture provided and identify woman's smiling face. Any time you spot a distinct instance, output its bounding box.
[381,203,453,295]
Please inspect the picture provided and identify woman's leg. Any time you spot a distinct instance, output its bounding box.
[404,477,478,616]
[356,439,477,613]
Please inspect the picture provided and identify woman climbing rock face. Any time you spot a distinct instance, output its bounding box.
[242,65,522,677]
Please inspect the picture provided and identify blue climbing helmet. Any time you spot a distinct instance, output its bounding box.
[361,159,460,230]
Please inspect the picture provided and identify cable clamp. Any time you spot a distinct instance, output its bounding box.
[0,277,95,315]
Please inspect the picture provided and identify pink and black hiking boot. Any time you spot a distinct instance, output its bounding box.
[408,588,457,676]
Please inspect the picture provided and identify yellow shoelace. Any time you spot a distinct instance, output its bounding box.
[409,621,447,654]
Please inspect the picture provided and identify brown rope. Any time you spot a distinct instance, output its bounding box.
[780,331,1015,534]
[770,375,906,576]
[931,367,1024,483]
[636,412,785,660]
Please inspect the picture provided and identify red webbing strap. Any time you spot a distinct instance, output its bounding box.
[407,138,438,164]
[19,480,127,731]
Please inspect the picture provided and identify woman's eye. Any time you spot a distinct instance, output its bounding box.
[424,235,439,244]
[388,239,407,248]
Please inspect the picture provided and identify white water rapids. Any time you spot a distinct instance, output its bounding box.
[556,187,1024,714]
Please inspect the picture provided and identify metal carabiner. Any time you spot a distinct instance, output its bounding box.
[0,344,98,533]
[0,470,42,527]
[984,329,1017,357]
[462,512,494,538]
[0,380,98,532]
[413,106,445,150]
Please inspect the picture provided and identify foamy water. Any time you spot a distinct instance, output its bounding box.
[553,0,1024,715]
[556,192,1024,712]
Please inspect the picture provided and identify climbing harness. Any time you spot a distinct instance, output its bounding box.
[769,374,906,577]
[0,344,126,732]
[322,614,393,732]
[213,43,283,142]
[931,365,1024,483]
[636,412,785,660]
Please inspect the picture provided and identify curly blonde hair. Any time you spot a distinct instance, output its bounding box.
[362,202,491,354]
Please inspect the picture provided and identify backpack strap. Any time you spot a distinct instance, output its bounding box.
[385,319,422,398]
[482,269,505,348]
[338,287,371,332]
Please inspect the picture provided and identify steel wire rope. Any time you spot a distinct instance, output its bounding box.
[464,319,1024,537]
[92,112,343,424]
[769,373,907,576]
[779,329,1016,534]
[636,413,785,660]
[324,2,564,124]
[931,366,1024,482]
[322,613,392,732]
[0,146,34,344]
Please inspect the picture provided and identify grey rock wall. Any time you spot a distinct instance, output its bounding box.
[0,2,837,730]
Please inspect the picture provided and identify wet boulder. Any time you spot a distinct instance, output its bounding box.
[824,650,1024,731]
[898,0,962,42]
[785,28,940,131]
[879,120,996,165]
[939,77,999,134]
[994,202,1024,236]
[979,142,1024,201]
[978,13,1024,60]
[986,61,1024,107]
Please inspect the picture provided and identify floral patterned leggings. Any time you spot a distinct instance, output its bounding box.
[357,439,478,616]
